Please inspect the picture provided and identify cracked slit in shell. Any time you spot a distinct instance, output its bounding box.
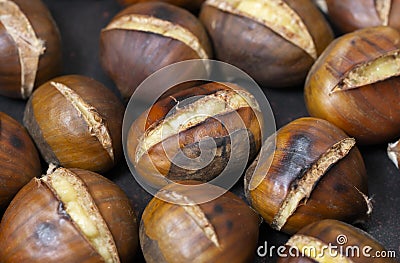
[135,89,259,163]
[205,0,317,59]
[374,0,392,26]
[0,0,45,99]
[50,81,114,162]
[103,14,209,59]
[332,51,400,93]
[286,235,355,263]
[42,168,120,263]
[271,138,357,231]
[156,189,220,248]
[388,140,399,169]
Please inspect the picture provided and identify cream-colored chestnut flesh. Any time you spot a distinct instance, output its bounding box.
[103,14,209,59]
[375,0,392,26]
[332,50,400,93]
[205,0,317,59]
[388,139,399,169]
[42,167,120,263]
[0,0,45,99]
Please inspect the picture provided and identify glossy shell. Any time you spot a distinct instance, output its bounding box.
[24,75,124,173]
[0,0,61,99]
[0,168,138,263]
[140,182,260,263]
[127,82,262,187]
[305,26,400,145]
[100,2,212,100]
[245,117,369,234]
[199,0,333,88]
[0,112,41,211]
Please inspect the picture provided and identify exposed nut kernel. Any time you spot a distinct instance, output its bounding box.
[332,51,400,93]
[42,168,120,263]
[375,0,392,26]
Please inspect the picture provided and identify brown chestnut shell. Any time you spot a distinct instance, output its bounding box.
[140,182,260,263]
[116,0,205,12]
[245,117,369,234]
[100,2,212,101]
[305,26,400,145]
[127,82,262,187]
[0,112,41,211]
[24,75,124,173]
[0,0,62,99]
[199,0,333,88]
[326,0,400,33]
[0,168,138,263]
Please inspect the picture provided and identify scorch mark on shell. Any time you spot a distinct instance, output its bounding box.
[272,138,356,231]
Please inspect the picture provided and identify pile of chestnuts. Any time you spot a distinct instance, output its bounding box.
[0,0,399,262]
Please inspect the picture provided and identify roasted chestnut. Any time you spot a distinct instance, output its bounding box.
[388,139,399,169]
[24,75,124,173]
[0,0,61,99]
[140,182,260,263]
[326,0,400,33]
[0,112,41,211]
[127,81,262,187]
[245,117,370,234]
[278,219,397,263]
[100,2,212,101]
[0,167,138,263]
[199,0,333,88]
[116,0,205,12]
[305,26,400,145]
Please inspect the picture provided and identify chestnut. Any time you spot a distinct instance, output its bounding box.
[116,0,205,12]
[278,219,397,263]
[0,112,41,211]
[100,2,212,101]
[127,81,262,187]
[140,182,260,263]
[24,75,124,173]
[199,0,333,88]
[0,167,138,263]
[0,0,61,99]
[388,139,399,169]
[305,26,400,145]
[245,117,370,234]
[326,0,400,33]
